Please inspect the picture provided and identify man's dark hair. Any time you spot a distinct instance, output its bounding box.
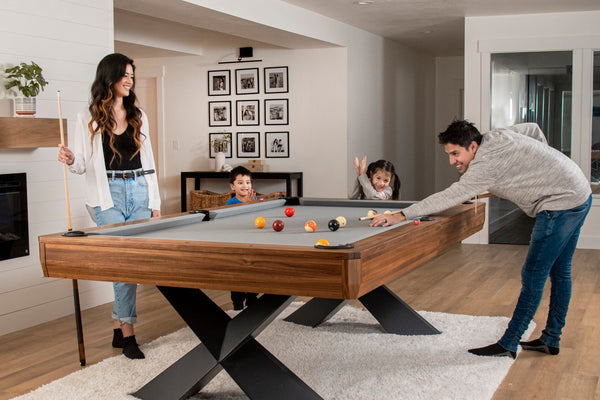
[229,166,252,183]
[438,120,482,149]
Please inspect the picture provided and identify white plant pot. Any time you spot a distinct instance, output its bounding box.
[215,152,226,171]
[14,97,36,116]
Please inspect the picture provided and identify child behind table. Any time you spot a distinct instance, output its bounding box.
[350,157,401,200]
[226,166,259,310]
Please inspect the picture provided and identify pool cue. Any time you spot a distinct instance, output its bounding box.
[358,210,403,221]
[57,91,87,367]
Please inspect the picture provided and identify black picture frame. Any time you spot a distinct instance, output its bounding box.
[264,99,289,125]
[235,68,259,95]
[208,70,231,96]
[236,132,260,158]
[236,100,260,126]
[209,132,232,158]
[264,66,288,93]
[208,101,232,127]
[265,131,289,158]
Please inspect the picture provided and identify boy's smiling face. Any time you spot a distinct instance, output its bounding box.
[230,174,252,197]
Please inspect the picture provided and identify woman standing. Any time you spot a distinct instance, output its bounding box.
[58,53,160,359]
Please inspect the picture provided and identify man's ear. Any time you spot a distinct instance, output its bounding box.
[469,141,479,153]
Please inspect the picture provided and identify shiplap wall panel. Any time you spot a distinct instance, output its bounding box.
[0,0,114,335]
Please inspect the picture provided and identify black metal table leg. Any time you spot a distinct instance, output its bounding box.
[359,285,440,335]
[133,286,323,400]
[284,298,348,327]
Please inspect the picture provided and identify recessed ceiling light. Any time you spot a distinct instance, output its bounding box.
[354,1,374,5]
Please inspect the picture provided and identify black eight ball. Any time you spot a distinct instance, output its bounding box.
[328,219,340,231]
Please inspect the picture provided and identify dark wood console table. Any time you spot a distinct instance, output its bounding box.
[181,171,303,211]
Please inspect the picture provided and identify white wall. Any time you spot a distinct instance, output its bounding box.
[465,11,600,248]
[0,0,115,335]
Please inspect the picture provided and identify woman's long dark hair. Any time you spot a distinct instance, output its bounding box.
[367,159,401,200]
[88,53,143,164]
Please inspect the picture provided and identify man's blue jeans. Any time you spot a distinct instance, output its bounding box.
[498,195,592,352]
[94,174,151,325]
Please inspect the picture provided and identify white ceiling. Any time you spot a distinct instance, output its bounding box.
[115,0,600,57]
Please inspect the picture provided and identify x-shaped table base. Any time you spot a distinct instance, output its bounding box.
[133,286,323,400]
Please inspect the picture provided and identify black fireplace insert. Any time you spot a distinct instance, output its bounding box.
[0,173,29,261]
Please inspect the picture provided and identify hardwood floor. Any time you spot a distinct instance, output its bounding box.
[1,244,598,400]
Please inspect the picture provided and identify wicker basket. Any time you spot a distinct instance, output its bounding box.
[257,191,286,201]
[190,190,233,210]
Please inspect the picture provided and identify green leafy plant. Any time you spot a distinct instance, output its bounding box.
[212,135,231,153]
[4,61,49,97]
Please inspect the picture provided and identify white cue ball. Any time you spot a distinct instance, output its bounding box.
[367,209,376,218]
[384,210,392,214]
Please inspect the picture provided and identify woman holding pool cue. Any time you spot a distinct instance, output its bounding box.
[58,53,161,359]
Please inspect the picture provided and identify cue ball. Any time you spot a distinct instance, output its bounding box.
[304,220,317,232]
[315,239,330,247]
[413,219,421,225]
[384,210,392,214]
[254,216,266,229]
[367,209,377,218]
[335,216,347,228]
[284,207,295,217]
[272,220,285,231]
[328,219,340,231]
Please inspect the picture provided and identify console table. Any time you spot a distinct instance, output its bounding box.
[181,171,303,211]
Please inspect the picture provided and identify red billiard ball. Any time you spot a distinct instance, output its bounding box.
[284,207,295,217]
[413,219,421,225]
[272,220,285,231]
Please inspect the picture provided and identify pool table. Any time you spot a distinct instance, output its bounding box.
[39,198,485,400]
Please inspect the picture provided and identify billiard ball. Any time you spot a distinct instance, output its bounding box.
[335,216,347,228]
[384,210,392,214]
[284,207,295,217]
[273,220,285,231]
[304,220,317,232]
[413,219,421,225]
[315,239,330,247]
[328,219,340,231]
[367,209,377,218]
[254,216,266,229]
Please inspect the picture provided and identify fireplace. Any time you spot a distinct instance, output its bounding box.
[0,173,29,261]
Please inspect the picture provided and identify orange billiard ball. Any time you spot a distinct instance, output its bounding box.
[315,238,330,247]
[304,220,317,232]
[272,219,285,232]
[284,207,295,217]
[254,216,266,229]
[413,219,421,225]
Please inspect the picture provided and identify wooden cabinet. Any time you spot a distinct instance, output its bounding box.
[0,117,66,148]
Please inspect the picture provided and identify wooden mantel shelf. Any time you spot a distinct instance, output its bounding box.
[0,117,66,149]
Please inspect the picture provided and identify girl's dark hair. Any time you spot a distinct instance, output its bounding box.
[88,53,143,164]
[367,159,401,200]
[438,119,482,149]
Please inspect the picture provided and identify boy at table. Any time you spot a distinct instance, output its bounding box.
[370,120,591,359]
[227,166,259,310]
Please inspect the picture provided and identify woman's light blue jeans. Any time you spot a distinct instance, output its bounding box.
[498,195,592,352]
[94,175,151,325]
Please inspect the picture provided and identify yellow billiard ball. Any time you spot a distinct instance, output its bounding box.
[254,216,266,229]
[315,239,330,247]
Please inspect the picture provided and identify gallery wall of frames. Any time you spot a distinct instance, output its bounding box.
[207,66,290,159]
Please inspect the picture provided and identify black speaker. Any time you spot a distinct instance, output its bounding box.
[239,47,253,58]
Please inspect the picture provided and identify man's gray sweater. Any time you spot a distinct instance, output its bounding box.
[402,123,591,220]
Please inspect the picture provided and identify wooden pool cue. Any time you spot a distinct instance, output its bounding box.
[358,209,403,221]
[57,91,87,366]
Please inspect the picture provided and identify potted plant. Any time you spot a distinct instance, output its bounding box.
[3,61,49,116]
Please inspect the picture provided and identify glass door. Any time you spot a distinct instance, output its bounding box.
[489,51,572,244]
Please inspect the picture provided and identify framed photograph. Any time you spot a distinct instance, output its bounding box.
[265,131,289,158]
[208,70,231,96]
[236,100,259,126]
[265,99,289,125]
[235,68,259,95]
[236,132,260,158]
[208,101,231,127]
[209,132,232,158]
[264,66,288,93]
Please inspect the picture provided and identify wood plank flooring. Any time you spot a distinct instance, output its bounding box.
[1,244,598,400]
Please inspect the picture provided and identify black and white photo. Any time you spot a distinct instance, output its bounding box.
[235,68,259,95]
[265,99,289,125]
[237,100,259,126]
[209,101,232,126]
[264,66,288,93]
[208,70,231,96]
[236,132,260,158]
[265,131,289,158]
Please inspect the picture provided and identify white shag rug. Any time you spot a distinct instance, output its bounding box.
[11,303,534,400]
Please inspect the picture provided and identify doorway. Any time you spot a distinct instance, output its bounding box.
[489,51,573,244]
